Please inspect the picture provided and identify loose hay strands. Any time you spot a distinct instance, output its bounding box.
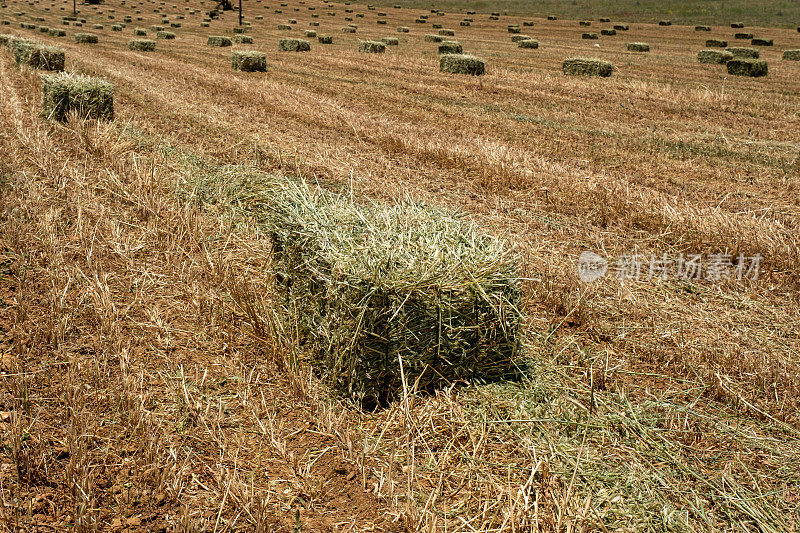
[278,38,310,51]
[439,53,485,75]
[727,58,768,76]
[128,38,155,51]
[358,40,385,53]
[232,50,266,71]
[40,72,114,122]
[697,48,733,63]
[563,57,614,77]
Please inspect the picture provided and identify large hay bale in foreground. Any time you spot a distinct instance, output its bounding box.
[11,39,65,70]
[232,50,266,71]
[438,40,462,54]
[563,57,613,76]
[627,42,649,52]
[207,35,232,46]
[439,53,484,75]
[358,40,385,53]
[726,47,758,58]
[727,58,767,76]
[129,38,155,51]
[261,178,521,406]
[518,39,538,49]
[783,49,800,61]
[697,49,733,63]
[279,38,310,51]
[74,33,98,43]
[41,72,114,121]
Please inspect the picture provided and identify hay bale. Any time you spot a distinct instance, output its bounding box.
[424,34,442,42]
[397,26,409,33]
[783,49,800,61]
[751,38,773,46]
[439,53,484,75]
[48,28,67,37]
[563,57,614,76]
[438,28,454,36]
[627,42,649,52]
[583,32,599,39]
[232,50,266,71]
[734,32,753,39]
[111,25,123,32]
[697,49,733,63]
[318,35,332,44]
[522,21,534,26]
[156,31,175,39]
[600,28,615,36]
[200,22,210,27]
[207,35,231,46]
[518,38,538,49]
[695,25,711,31]
[134,27,147,35]
[381,36,398,45]
[151,25,165,31]
[74,33,98,43]
[310,21,320,26]
[726,47,758,58]
[727,58,767,76]
[11,39,65,70]
[599,17,611,22]
[341,26,355,33]
[277,24,291,30]
[41,72,113,121]
[613,24,629,30]
[659,20,672,26]
[508,25,520,33]
[0,34,13,47]
[92,23,103,29]
[706,39,727,47]
[358,40,385,53]
[234,35,253,43]
[438,40,461,54]
[579,20,591,26]
[460,21,470,26]
[731,22,744,28]
[129,38,155,51]
[304,30,316,37]
[547,15,557,20]
[278,38,310,51]
[377,19,387,25]
[510,34,531,42]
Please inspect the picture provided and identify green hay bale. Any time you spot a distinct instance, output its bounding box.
[783,49,800,61]
[726,47,758,58]
[600,28,615,36]
[278,38,310,51]
[508,25,520,33]
[377,19,387,25]
[518,39,538,49]
[156,31,175,39]
[438,28,454,36]
[74,33,98,43]
[627,42,649,52]
[726,58,767,76]
[134,27,147,35]
[150,25,164,31]
[277,24,292,30]
[460,21,470,27]
[92,23,103,29]
[318,35,332,44]
[111,25,123,32]
[11,39,65,71]
[48,29,67,37]
[234,34,253,43]
[207,35,231,46]
[39,26,50,34]
[735,32,753,39]
[579,20,591,26]
[381,36,398,45]
[129,38,155,51]
[424,34,442,42]
[510,34,531,42]
[358,39,385,53]
[582,32,599,39]
[695,25,711,31]
[439,53,484,75]
[547,15,557,20]
[751,38,773,46]
[397,26,409,33]
[522,21,534,26]
[232,50,266,71]
[41,72,114,122]
[303,29,316,37]
[563,57,614,76]
[706,39,727,47]
[697,49,733,63]
[341,26,355,33]
[731,22,744,28]
[599,17,611,22]
[613,24,629,30]
[659,20,671,26]
[438,40,461,54]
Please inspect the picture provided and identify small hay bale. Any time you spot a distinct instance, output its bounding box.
[381,36,398,45]
[751,37,773,46]
[510,34,531,42]
[695,25,711,31]
[582,32,599,39]
[41,72,114,121]
[232,26,246,33]
[92,23,103,29]
[74,33,98,43]
[518,38,538,49]
[129,38,155,51]
[507,25,520,33]
[731,22,744,28]
[318,35,332,44]
[726,47,758,58]
[303,30,316,37]
[377,19,387,24]
[600,28,615,36]
[705,39,727,47]
[438,28,454,36]
[200,22,210,27]
[415,18,426,23]
[424,34,442,42]
[439,53,484,75]
[111,25,123,31]
[134,27,147,35]
[48,29,67,37]
[627,42,649,52]
[783,49,800,60]
[734,32,753,39]
[432,23,442,29]
[523,21,534,26]
[207,35,231,46]
[234,34,253,43]
[358,39,385,53]
[613,24,629,30]
[278,38,310,51]
[460,21,470,26]
[563,57,614,76]
[232,50,266,71]
[547,15,557,20]
[579,20,591,26]
[277,24,292,30]
[659,20,671,26]
[397,26,409,33]
[38,26,50,34]
[310,21,320,26]
[150,25,164,31]
[438,40,461,54]
[726,58,767,76]
[599,17,611,22]
[697,49,733,63]
[156,30,175,39]
[341,26,355,33]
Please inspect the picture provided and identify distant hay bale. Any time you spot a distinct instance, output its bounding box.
[438,40,461,54]
[92,24,103,29]
[111,25,123,31]
[156,31,175,39]
[358,40,385,53]
[582,32,599,39]
[734,32,753,39]
[600,28,615,35]
[727,58,767,76]
[415,18,426,23]
[489,15,499,20]
[377,19,387,25]
[510,34,531,42]
[659,20,671,26]
[341,26,355,33]
[627,42,649,52]
[134,27,147,35]
[41,72,114,121]
[74,33,98,43]
[438,28,454,36]
[432,23,442,29]
[277,24,292,30]
[599,17,611,22]
[563,57,614,76]
[579,20,591,26]
[232,50,266,71]
[304,29,316,37]
[234,35,254,43]
[705,39,727,47]
[518,39,538,48]
[507,25,520,33]
[318,35,332,44]
[695,25,711,31]
[151,25,164,31]
[751,38,773,46]
[522,21,534,26]
[697,49,733,63]
[200,22,210,27]
[547,15,557,20]
[731,22,744,28]
[439,53,484,75]
[207,35,232,46]
[424,34,442,42]
[397,26,409,33]
[381,36,398,45]
[279,38,310,51]
[129,38,155,51]
[783,49,800,60]
[613,24,629,30]
[460,21,470,26]
[233,26,247,33]
[11,39,65,70]
[726,46,758,58]
[48,29,67,37]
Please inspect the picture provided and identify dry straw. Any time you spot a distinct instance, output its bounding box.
[563,57,614,76]
[440,53,484,75]
[232,50,266,71]
[41,72,114,122]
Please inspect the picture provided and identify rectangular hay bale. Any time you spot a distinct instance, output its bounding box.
[41,72,114,121]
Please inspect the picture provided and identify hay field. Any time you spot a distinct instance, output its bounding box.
[0,0,799,530]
